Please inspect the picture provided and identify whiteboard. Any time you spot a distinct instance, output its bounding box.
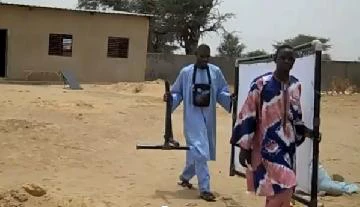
[233,54,316,194]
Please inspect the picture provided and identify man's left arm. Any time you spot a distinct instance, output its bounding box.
[215,69,232,113]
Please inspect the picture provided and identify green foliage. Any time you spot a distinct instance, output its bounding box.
[243,49,268,58]
[217,32,245,57]
[273,34,331,51]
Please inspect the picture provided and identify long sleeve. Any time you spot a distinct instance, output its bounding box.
[292,84,306,146]
[230,81,259,150]
[170,69,184,112]
[215,69,232,113]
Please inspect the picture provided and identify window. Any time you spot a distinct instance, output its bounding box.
[48,34,73,57]
[107,37,129,58]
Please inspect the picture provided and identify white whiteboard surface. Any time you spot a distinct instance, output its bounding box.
[233,55,316,194]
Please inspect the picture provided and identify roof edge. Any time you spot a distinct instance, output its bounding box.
[0,2,153,18]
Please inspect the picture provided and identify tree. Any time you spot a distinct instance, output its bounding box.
[133,0,180,53]
[159,0,234,54]
[243,49,268,58]
[273,34,331,51]
[217,32,245,58]
[78,0,233,54]
[77,0,132,10]
[358,57,360,61]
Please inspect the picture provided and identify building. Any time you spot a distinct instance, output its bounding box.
[0,2,151,82]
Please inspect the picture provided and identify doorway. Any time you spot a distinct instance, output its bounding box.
[0,29,7,77]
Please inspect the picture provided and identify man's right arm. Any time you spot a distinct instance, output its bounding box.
[230,81,260,168]
[230,81,259,150]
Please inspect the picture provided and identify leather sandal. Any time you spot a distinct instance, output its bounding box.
[200,191,216,202]
[177,176,193,189]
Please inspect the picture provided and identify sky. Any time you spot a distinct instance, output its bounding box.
[3,0,360,61]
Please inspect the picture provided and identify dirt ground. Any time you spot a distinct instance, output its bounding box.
[0,80,359,207]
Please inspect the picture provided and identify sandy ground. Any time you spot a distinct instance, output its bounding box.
[0,80,359,207]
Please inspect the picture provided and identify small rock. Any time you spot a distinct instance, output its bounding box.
[22,184,46,197]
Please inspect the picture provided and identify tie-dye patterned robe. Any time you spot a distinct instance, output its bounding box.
[231,72,306,197]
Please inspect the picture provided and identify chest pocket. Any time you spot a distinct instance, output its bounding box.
[192,66,212,107]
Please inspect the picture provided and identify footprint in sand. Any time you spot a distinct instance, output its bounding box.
[185,203,198,206]
[127,182,136,190]
[114,175,127,179]
[75,113,84,120]
[221,196,245,207]
[75,101,94,109]
[2,100,12,104]
[17,90,30,93]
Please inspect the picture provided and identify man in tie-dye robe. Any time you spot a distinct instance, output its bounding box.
[230,45,317,207]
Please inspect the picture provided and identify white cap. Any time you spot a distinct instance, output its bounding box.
[312,39,323,51]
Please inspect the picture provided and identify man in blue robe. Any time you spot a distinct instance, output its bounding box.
[163,44,232,201]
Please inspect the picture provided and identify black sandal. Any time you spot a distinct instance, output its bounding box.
[177,176,193,189]
[200,191,216,202]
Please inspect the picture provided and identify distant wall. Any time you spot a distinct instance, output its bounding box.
[145,53,236,84]
[321,61,360,91]
[146,53,360,91]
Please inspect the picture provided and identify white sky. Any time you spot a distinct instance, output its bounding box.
[4,0,360,61]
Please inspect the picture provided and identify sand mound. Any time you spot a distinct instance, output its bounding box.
[105,80,165,95]
[0,184,47,207]
[0,184,105,207]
